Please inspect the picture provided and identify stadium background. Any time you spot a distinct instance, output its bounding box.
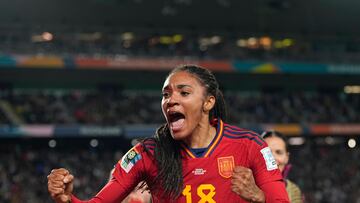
[1,0,360,202]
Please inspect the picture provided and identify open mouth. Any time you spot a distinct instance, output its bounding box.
[168,111,185,131]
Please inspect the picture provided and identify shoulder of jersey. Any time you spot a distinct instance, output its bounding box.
[139,138,156,154]
[223,123,266,146]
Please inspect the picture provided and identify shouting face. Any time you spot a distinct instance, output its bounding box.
[161,71,214,141]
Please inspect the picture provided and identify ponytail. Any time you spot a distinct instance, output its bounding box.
[145,124,183,199]
[211,89,227,122]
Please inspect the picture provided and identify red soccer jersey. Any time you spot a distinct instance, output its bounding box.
[71,119,289,203]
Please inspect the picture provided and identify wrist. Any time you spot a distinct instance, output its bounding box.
[251,189,265,203]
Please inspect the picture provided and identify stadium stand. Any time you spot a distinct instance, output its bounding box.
[0,89,359,125]
[1,25,360,63]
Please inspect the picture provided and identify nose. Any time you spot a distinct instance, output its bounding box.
[166,94,179,107]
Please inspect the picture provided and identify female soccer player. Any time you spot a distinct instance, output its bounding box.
[262,131,303,203]
[48,65,289,203]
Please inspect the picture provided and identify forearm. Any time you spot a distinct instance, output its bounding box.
[70,178,129,203]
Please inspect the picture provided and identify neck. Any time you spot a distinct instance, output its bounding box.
[184,117,217,148]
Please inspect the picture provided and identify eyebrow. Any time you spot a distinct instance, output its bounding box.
[163,84,193,91]
[177,84,192,89]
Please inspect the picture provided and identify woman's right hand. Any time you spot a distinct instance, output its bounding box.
[47,168,74,203]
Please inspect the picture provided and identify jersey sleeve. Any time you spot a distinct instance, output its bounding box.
[70,143,151,203]
[249,141,283,185]
[249,142,289,202]
[70,178,128,203]
[260,180,290,203]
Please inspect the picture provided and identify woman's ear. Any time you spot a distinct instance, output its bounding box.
[203,95,216,112]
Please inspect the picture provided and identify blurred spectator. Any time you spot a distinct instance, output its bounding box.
[262,130,303,203]
[1,89,359,125]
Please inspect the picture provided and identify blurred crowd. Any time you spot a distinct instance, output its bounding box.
[0,139,125,203]
[0,89,359,125]
[0,137,359,203]
[1,26,360,64]
[289,142,360,203]
[225,91,360,124]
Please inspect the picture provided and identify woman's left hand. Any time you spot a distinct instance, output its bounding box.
[231,166,265,203]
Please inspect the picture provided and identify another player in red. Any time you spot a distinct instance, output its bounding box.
[48,65,289,203]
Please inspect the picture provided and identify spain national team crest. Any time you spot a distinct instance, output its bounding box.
[217,156,234,178]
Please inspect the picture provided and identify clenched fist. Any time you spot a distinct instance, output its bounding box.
[231,166,265,203]
[47,168,74,203]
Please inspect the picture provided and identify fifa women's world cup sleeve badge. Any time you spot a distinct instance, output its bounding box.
[260,147,278,171]
[217,156,235,178]
[120,147,142,173]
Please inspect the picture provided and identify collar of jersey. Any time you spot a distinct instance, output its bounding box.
[181,119,224,158]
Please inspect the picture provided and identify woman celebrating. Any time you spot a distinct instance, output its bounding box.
[262,131,303,203]
[48,65,289,203]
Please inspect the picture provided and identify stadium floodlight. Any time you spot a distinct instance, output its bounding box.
[288,137,305,146]
[90,139,99,147]
[48,139,57,148]
[348,138,356,148]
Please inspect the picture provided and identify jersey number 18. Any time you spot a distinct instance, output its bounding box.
[182,184,216,203]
